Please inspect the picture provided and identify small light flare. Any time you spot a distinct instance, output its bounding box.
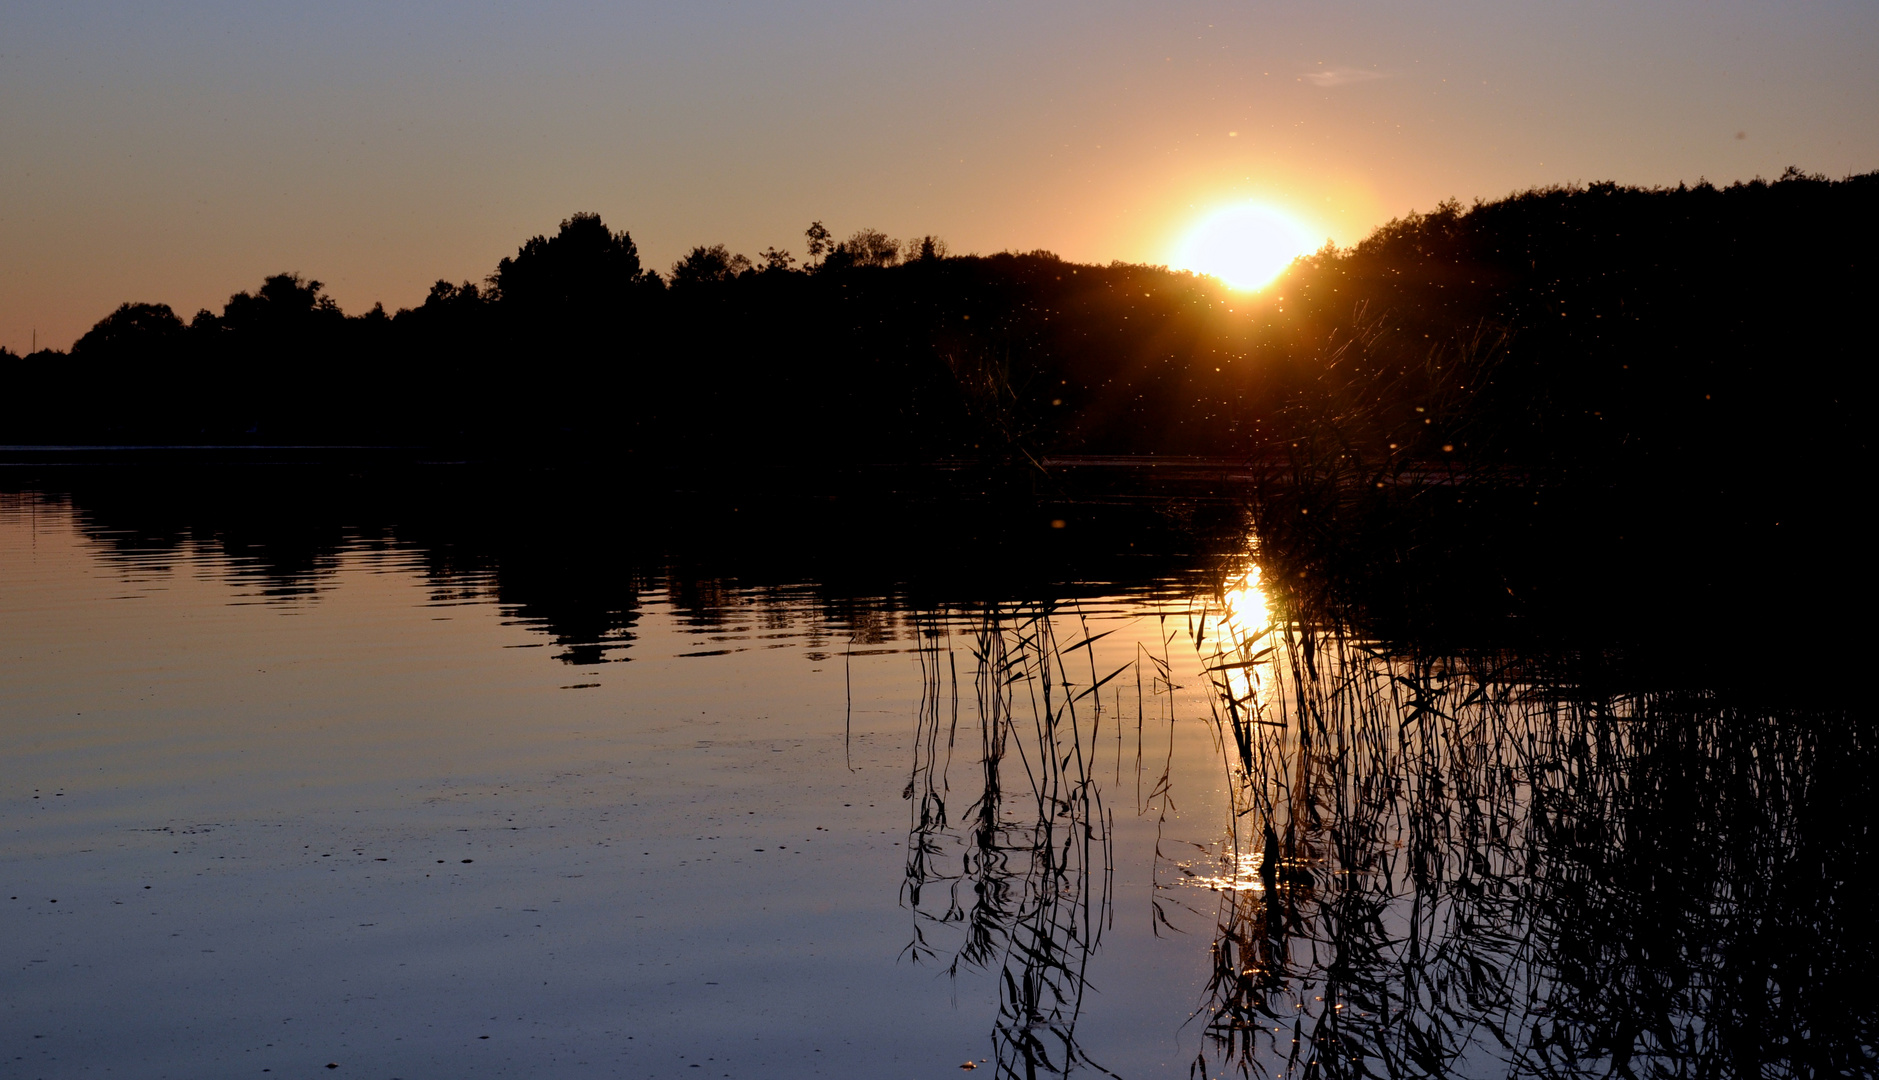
[1174,203,1315,291]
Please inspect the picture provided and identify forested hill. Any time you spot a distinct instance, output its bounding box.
[1274,170,1876,480]
[5,170,1873,479]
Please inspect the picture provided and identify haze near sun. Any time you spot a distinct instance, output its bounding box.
[1175,204,1317,292]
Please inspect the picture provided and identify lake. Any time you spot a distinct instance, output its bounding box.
[1,464,1868,1079]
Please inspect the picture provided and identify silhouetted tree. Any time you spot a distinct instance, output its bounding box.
[430,279,480,306]
[837,227,900,268]
[491,212,654,313]
[804,221,832,266]
[193,273,343,339]
[669,244,752,287]
[482,213,662,444]
[52,302,193,438]
[71,302,187,356]
[909,235,949,262]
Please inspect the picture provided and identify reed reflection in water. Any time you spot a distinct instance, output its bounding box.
[902,603,1144,1078]
[900,556,1871,1079]
[1189,563,1870,1078]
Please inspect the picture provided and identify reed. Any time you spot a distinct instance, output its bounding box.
[890,560,1872,1078]
[1178,580,1872,1079]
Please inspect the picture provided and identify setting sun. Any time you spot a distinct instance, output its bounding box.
[1174,203,1316,291]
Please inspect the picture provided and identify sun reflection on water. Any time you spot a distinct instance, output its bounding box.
[1183,850,1267,894]
[1202,561,1276,705]
[1220,563,1272,643]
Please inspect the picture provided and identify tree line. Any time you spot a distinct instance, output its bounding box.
[4,169,1872,485]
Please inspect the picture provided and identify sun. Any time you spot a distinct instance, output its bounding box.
[1174,203,1316,291]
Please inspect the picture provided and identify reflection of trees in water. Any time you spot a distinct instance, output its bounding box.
[5,486,357,601]
[12,471,1239,679]
[1183,609,1873,1079]
[902,604,1133,1079]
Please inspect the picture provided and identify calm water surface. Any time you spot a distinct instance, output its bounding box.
[1,473,1869,1079]
[1,484,1246,1079]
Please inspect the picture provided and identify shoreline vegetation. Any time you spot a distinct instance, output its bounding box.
[5,169,1872,673]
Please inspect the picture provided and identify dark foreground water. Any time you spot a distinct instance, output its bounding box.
[1,467,1870,1080]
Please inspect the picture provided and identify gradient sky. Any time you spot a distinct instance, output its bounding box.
[3,1,1875,351]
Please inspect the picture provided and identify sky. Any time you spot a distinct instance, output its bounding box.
[2,1,1875,352]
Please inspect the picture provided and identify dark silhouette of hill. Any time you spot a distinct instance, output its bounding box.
[1276,169,1874,481]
